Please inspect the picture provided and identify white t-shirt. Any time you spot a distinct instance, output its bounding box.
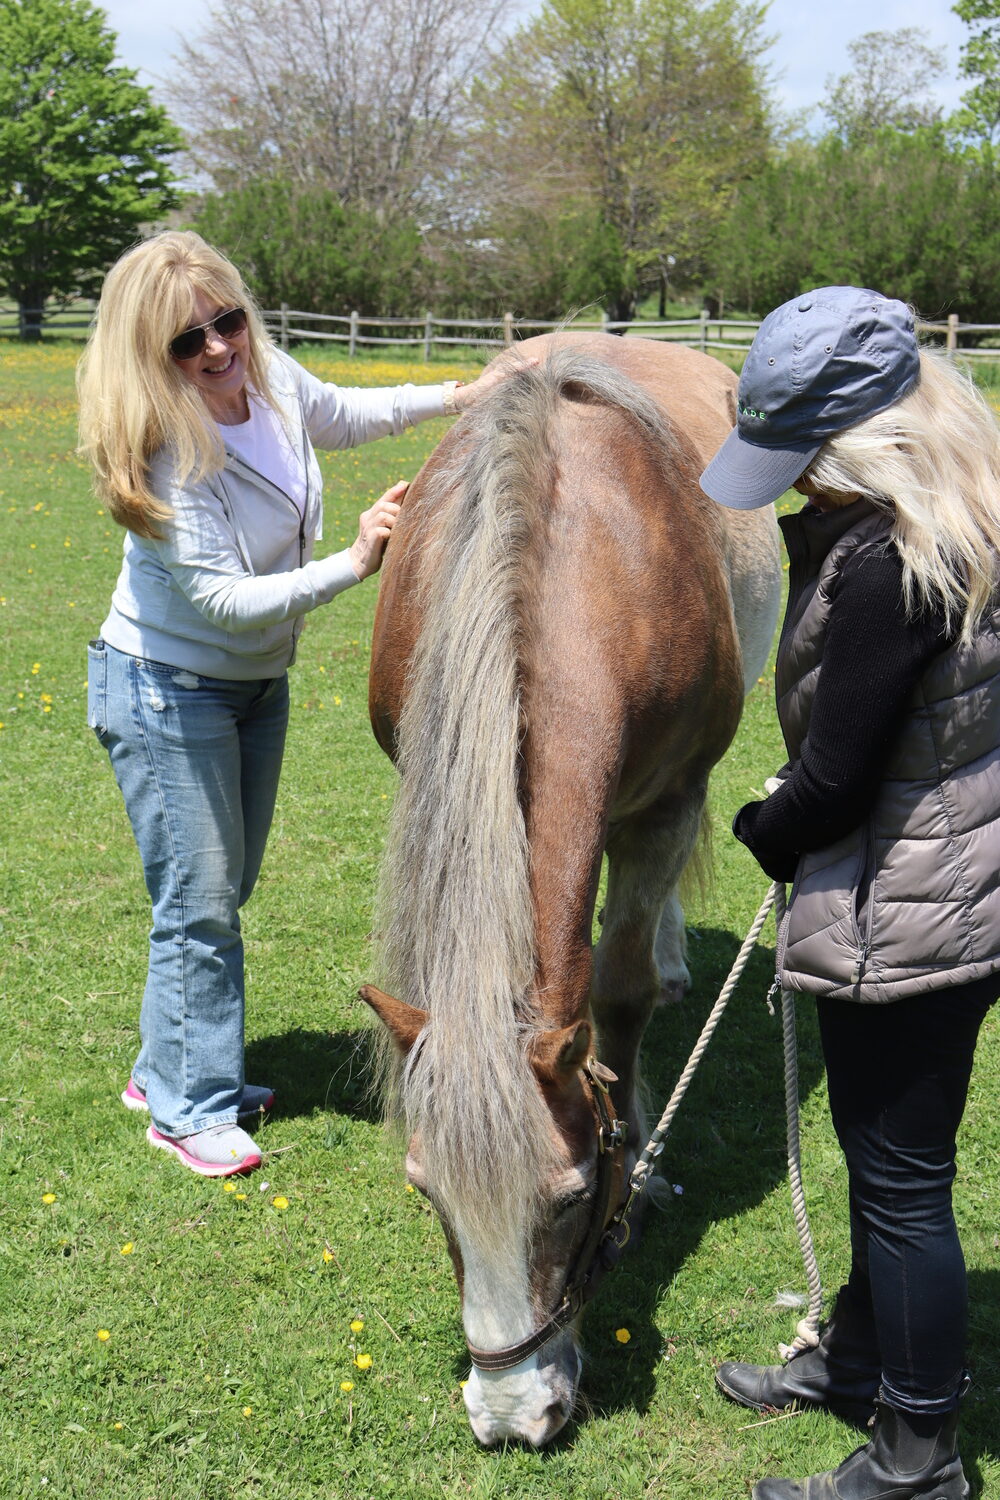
[223,395,308,517]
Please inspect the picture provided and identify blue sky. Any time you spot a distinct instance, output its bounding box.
[100,0,971,122]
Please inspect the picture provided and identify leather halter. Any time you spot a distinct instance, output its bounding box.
[465,1056,638,1374]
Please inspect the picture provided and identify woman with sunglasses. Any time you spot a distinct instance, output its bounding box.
[78,230,514,1178]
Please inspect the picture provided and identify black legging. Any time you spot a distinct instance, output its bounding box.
[816,974,997,1416]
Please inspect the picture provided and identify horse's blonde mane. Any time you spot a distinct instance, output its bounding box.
[375,348,673,1270]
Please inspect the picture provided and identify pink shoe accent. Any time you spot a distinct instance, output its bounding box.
[146,1124,262,1178]
[122,1079,275,1117]
[121,1078,147,1112]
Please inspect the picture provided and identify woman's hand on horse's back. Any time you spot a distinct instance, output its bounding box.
[453,351,540,412]
[350,481,408,580]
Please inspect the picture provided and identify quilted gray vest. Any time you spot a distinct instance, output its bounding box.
[775,501,1000,1001]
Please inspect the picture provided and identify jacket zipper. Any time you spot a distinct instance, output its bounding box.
[849,819,877,984]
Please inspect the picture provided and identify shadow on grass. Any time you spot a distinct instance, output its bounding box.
[246,1025,382,1123]
[963,1268,1000,1493]
[576,925,827,1427]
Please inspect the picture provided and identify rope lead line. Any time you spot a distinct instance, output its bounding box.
[775,883,824,1358]
[627,880,823,1359]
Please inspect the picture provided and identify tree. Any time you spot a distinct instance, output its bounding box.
[0,0,181,338]
[193,181,429,316]
[953,0,1000,144]
[458,0,774,322]
[707,127,1000,323]
[822,28,947,140]
[169,0,511,217]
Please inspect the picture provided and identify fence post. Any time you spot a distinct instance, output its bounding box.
[424,311,433,361]
[700,308,709,354]
[280,302,289,352]
[349,310,359,358]
[503,311,514,346]
[946,312,959,357]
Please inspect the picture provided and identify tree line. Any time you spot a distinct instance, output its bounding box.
[3,0,1000,336]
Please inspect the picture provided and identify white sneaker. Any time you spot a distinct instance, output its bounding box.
[146,1122,263,1178]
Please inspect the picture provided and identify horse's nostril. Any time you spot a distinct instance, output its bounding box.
[539,1398,569,1436]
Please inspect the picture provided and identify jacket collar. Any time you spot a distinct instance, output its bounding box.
[779,497,886,577]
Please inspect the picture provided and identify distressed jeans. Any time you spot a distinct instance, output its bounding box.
[816,976,997,1415]
[87,640,288,1136]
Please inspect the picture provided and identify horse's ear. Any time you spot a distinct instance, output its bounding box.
[359,984,428,1056]
[530,1019,593,1086]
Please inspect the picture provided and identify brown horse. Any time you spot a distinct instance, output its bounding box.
[361,333,781,1446]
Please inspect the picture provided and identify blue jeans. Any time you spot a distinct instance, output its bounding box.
[816,976,997,1416]
[87,640,288,1136]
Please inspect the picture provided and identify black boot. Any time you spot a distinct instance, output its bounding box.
[752,1389,971,1500]
[716,1286,880,1426]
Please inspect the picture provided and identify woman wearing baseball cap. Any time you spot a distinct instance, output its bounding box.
[702,286,1000,1500]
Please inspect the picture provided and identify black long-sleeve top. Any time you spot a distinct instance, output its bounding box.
[733,513,953,884]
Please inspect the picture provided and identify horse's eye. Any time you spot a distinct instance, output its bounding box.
[553,1188,594,1218]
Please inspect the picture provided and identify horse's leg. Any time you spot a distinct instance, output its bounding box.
[590,784,706,1142]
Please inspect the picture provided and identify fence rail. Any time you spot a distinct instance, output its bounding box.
[263,305,1000,360]
[0,302,95,339]
[3,300,1000,361]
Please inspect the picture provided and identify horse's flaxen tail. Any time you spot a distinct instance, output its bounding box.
[375,351,672,1260]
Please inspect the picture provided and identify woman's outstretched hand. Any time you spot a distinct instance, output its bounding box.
[452,351,541,412]
[349,480,408,579]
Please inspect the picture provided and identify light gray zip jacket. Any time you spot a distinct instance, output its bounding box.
[777,504,1000,1001]
[100,349,446,680]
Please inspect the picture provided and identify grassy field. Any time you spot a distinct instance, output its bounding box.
[1,342,998,1499]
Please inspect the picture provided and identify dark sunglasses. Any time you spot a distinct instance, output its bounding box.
[169,306,248,361]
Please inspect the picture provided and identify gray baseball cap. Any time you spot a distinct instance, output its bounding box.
[700,285,920,510]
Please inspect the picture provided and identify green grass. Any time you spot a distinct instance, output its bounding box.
[1,345,998,1499]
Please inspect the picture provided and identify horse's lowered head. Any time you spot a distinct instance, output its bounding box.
[361,984,629,1447]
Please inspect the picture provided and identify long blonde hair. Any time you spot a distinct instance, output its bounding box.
[800,350,1000,643]
[77,231,276,538]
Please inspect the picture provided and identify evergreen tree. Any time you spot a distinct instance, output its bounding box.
[0,0,181,338]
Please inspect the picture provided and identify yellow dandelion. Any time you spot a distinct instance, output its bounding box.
[405,1183,415,1192]
[333,696,342,706]
[113,1421,123,1430]
[322,1248,335,1264]
[354,1353,373,1370]
[340,1380,354,1392]
[97,1329,111,1342]
[42,1192,56,1204]
[120,1242,134,1256]
[242,1406,253,1417]
[350,1319,364,1333]
[615,1327,631,1344]
[234,1192,247,1201]
[272,1195,289,1210]
[31,663,40,674]
[222,1181,237,1193]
